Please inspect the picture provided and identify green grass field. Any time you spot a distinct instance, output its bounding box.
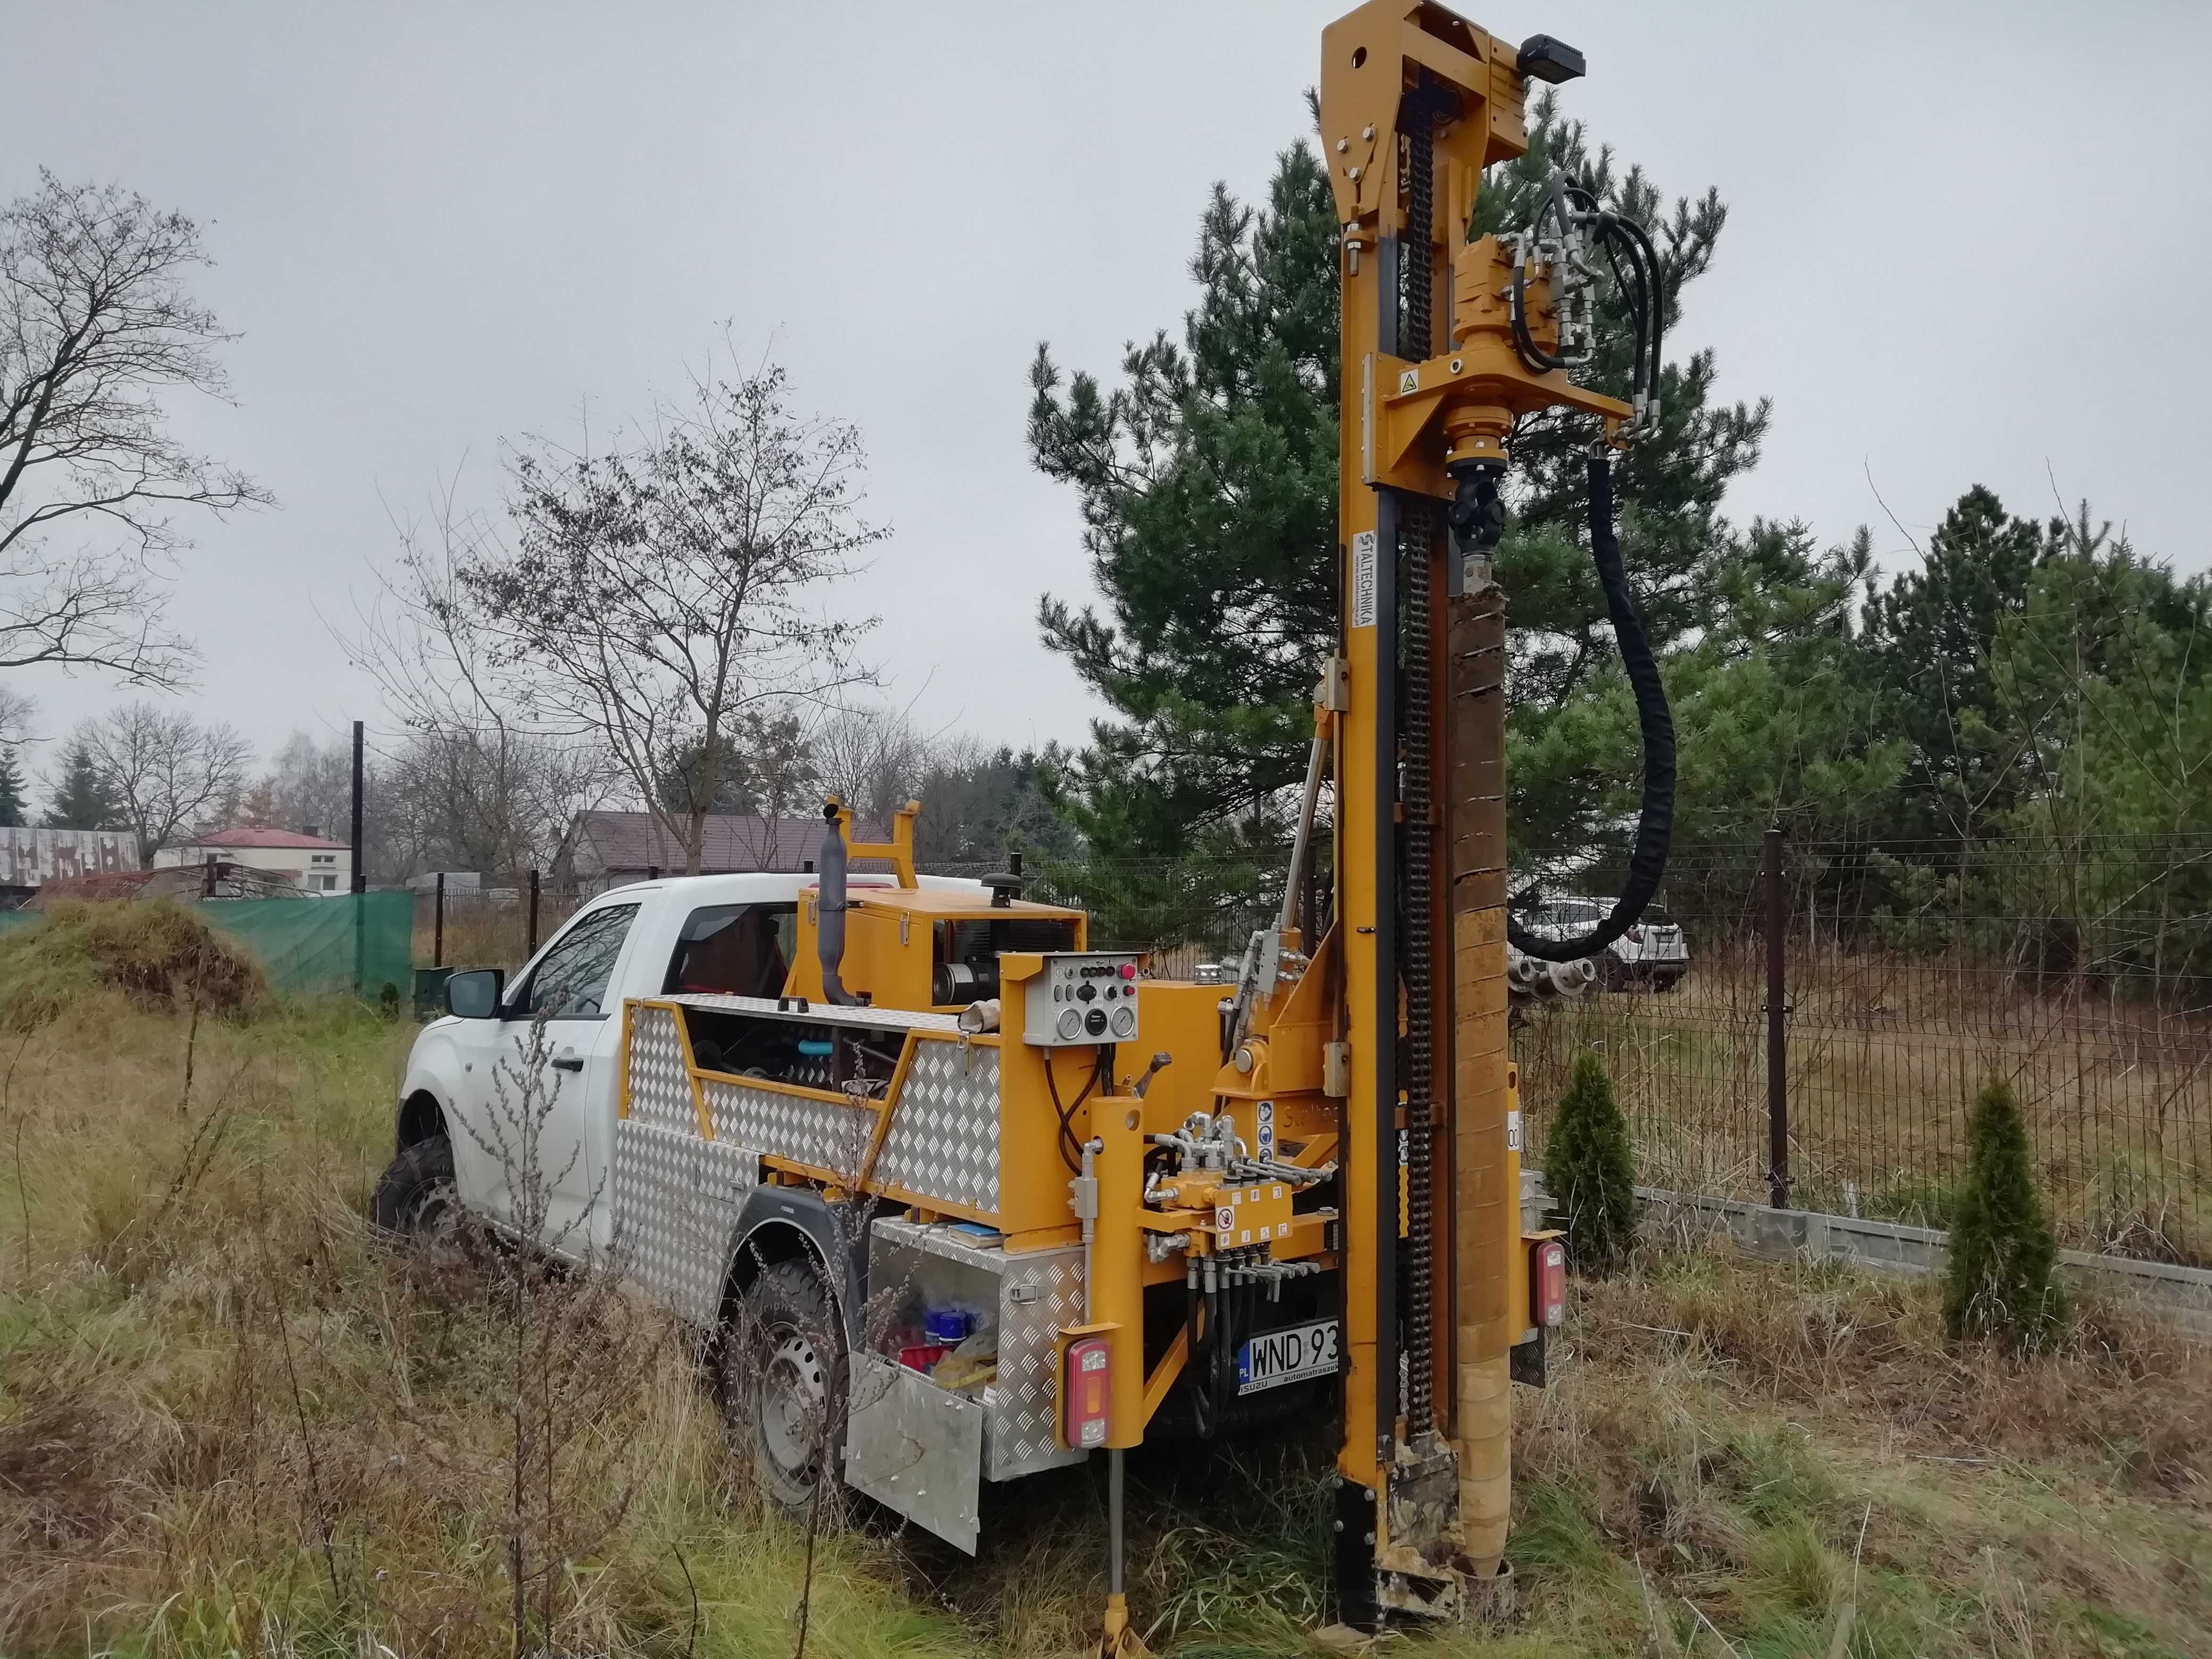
[1,984,2205,1655]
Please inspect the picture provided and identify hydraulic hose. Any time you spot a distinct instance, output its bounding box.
[1507,451,1674,961]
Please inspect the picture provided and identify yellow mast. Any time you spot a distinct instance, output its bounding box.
[1319,1,1630,1621]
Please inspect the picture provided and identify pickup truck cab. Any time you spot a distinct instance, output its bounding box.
[377,867,981,1259]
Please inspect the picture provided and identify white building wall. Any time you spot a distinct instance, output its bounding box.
[153,843,352,892]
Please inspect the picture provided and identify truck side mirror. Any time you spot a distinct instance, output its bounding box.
[445,968,506,1019]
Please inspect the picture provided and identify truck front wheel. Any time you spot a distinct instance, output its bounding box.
[722,1257,847,1512]
[372,1133,458,1240]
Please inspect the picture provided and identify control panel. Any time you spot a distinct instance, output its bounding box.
[1022,951,1142,1048]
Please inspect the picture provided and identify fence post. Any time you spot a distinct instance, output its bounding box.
[433,872,445,968]
[527,869,541,954]
[1764,826,1790,1209]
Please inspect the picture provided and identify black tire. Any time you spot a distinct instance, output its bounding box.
[372,1133,459,1239]
[721,1256,847,1513]
[1598,953,1629,992]
[1654,972,1684,994]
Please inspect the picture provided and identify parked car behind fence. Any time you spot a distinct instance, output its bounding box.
[1517,894,1689,991]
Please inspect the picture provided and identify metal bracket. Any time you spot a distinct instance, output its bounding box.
[1318,655,1352,713]
[1323,1040,1352,1099]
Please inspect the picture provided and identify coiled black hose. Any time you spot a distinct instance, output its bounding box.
[1507,451,1675,961]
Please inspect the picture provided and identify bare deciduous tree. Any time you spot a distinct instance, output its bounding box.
[1,172,271,688]
[76,701,252,862]
[471,354,882,875]
[812,702,928,832]
[343,479,611,884]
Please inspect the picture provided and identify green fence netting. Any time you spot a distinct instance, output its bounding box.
[0,891,414,1003]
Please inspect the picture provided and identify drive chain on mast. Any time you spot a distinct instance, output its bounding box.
[1397,90,1440,1441]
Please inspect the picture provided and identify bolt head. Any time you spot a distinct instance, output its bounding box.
[1336,138,1349,153]
[1362,124,1375,140]
[1347,166,1361,181]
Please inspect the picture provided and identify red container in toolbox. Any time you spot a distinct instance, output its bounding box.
[899,1343,950,1373]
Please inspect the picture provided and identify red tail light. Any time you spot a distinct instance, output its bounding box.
[1536,1239,1567,1328]
[1065,1336,1112,1448]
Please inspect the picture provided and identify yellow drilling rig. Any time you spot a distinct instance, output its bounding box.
[511,1,1674,1647]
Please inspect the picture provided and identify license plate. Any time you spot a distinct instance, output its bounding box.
[1236,1318,1340,1395]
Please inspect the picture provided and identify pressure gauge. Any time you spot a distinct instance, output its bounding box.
[1056,1006,1083,1041]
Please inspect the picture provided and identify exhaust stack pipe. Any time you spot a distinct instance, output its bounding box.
[817,802,859,1005]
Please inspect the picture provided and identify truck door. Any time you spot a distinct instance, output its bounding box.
[487,901,640,1255]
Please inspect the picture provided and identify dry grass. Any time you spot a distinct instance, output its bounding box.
[0,996,976,1657]
[2,996,2206,1656]
[0,900,269,1033]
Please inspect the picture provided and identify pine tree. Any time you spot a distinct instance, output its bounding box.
[1027,102,1767,939]
[1866,486,2049,846]
[1028,142,1339,944]
[1546,1051,1638,1275]
[1942,1076,2062,1347]
[0,745,27,827]
[43,739,125,831]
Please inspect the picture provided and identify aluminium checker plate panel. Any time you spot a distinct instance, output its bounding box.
[990,1243,1088,1479]
[870,1038,1002,1215]
[611,1118,758,1325]
[625,1002,699,1131]
[702,1075,866,1176]
[634,996,1006,1220]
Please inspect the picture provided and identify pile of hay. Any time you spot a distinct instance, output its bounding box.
[0,899,269,1032]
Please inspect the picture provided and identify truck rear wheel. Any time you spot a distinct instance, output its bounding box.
[722,1256,847,1512]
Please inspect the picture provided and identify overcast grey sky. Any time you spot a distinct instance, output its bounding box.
[6,1,2208,787]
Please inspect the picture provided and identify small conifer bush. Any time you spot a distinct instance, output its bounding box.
[1547,1050,1638,1275]
[1943,1075,2063,1347]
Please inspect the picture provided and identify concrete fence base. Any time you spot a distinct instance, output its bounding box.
[1526,1168,2212,1337]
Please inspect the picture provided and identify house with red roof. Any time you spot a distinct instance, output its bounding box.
[152,826,353,893]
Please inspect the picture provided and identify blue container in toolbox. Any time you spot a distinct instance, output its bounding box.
[923,1307,971,1344]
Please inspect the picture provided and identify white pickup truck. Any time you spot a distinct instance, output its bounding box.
[371,862,1132,1545]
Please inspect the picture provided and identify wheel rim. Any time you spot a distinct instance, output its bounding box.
[758,1328,827,1480]
[405,1177,456,1236]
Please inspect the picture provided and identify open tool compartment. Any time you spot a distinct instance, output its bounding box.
[843,1217,1090,1551]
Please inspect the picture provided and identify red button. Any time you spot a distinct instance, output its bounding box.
[1120,962,1137,979]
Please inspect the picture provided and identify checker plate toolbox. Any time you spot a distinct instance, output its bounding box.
[615,994,1066,1528]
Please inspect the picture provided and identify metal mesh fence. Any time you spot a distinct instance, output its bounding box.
[414,879,582,972]
[1511,837,2212,1267]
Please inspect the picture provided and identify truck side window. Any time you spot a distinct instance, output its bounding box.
[664,902,797,999]
[510,903,640,1019]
